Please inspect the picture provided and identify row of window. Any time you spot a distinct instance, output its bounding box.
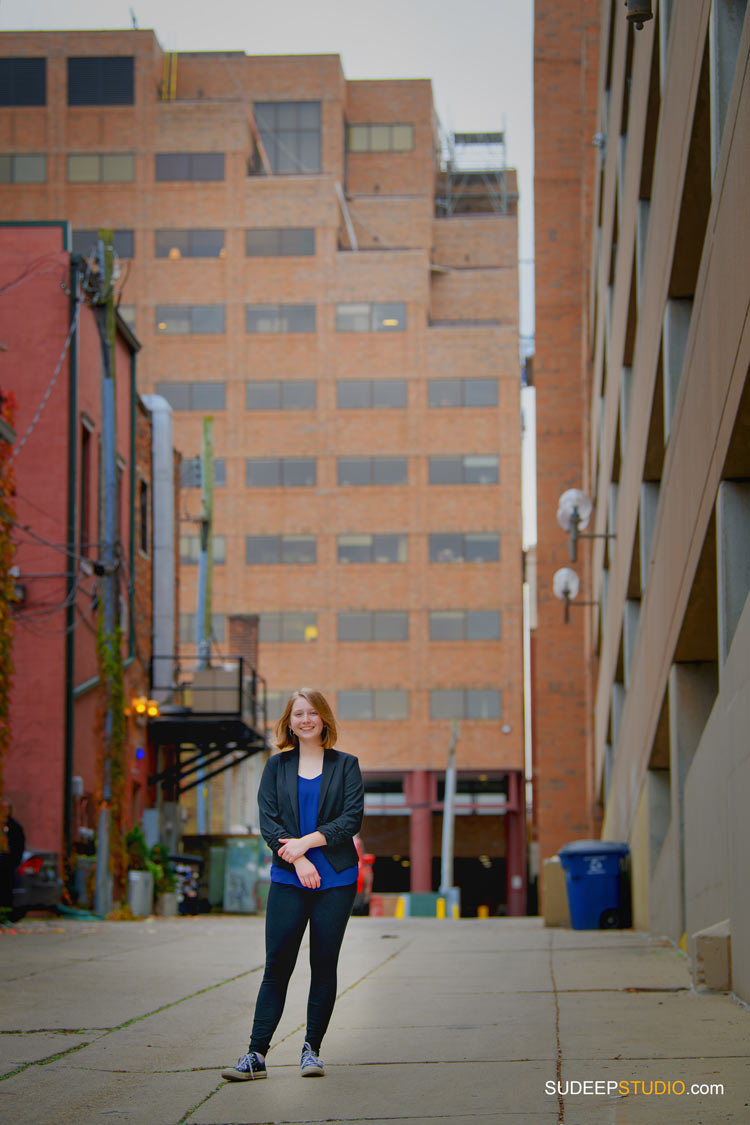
[70,227,317,259]
[195,455,496,488]
[0,60,416,156]
[180,532,499,565]
[152,302,407,335]
[161,378,499,413]
[244,610,503,643]
[264,688,502,722]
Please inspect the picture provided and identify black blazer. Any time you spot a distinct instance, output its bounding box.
[258,747,364,874]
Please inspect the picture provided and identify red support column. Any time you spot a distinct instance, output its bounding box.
[506,771,527,916]
[406,769,433,892]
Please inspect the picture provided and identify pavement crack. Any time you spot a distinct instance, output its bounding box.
[549,930,564,1124]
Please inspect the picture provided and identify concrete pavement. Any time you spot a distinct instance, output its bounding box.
[0,913,748,1124]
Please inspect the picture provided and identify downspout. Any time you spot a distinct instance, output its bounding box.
[63,254,81,870]
[128,349,136,660]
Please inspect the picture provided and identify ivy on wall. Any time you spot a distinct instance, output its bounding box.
[95,611,128,895]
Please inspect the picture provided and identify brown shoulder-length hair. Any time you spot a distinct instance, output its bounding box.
[274,688,338,751]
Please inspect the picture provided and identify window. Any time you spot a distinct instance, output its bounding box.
[430,690,502,720]
[179,534,226,565]
[72,229,134,259]
[254,101,321,174]
[155,152,224,181]
[79,420,93,557]
[67,56,134,105]
[337,380,407,409]
[428,455,499,484]
[246,535,317,564]
[180,457,226,489]
[246,381,316,410]
[138,479,149,555]
[179,612,225,645]
[429,533,500,563]
[67,153,134,182]
[155,306,225,335]
[337,457,407,486]
[428,378,498,408]
[347,123,414,152]
[246,458,316,487]
[155,382,226,411]
[336,302,406,332]
[259,613,318,642]
[337,534,407,564]
[0,154,46,183]
[245,228,315,256]
[429,610,501,641]
[118,305,135,330]
[0,58,46,106]
[338,690,409,720]
[155,229,225,258]
[338,611,409,642]
[246,304,315,333]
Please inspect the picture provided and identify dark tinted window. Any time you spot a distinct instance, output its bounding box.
[72,229,134,258]
[155,229,225,258]
[68,56,134,106]
[155,382,225,411]
[428,378,498,407]
[155,152,224,181]
[246,304,316,333]
[0,57,46,106]
[254,101,321,174]
[246,227,315,256]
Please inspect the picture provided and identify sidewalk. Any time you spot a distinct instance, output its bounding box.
[0,914,748,1124]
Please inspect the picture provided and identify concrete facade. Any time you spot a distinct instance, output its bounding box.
[0,31,525,911]
[536,0,750,999]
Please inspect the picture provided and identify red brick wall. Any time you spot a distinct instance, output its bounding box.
[533,0,602,864]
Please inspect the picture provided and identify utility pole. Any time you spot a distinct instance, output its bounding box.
[439,720,460,916]
[94,230,118,917]
[195,416,213,834]
[196,416,214,669]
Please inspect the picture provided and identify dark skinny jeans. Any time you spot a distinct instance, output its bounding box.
[249,880,357,1056]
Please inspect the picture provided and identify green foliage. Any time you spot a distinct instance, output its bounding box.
[96,609,128,894]
[150,843,177,895]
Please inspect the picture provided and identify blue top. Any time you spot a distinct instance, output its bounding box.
[270,774,358,891]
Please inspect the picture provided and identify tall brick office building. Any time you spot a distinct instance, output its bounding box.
[0,30,525,912]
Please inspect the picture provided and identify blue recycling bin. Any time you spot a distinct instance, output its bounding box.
[558,840,630,929]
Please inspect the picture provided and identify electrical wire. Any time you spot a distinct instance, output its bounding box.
[0,252,68,298]
[9,258,92,465]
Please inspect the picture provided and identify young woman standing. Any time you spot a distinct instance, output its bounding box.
[222,688,364,1082]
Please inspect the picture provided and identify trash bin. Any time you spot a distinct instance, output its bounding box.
[558,840,630,929]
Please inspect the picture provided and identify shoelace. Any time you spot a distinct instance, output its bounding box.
[239,1052,262,1078]
[301,1044,322,1069]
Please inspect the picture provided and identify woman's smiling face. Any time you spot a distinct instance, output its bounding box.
[290,696,324,743]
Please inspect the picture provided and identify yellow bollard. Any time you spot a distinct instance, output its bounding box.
[477,905,490,919]
[451,904,460,919]
[394,896,406,919]
[436,897,446,919]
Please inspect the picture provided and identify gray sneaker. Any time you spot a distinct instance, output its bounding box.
[300,1041,325,1077]
[221,1051,267,1081]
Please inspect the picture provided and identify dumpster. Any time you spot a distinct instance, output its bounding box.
[558,840,630,929]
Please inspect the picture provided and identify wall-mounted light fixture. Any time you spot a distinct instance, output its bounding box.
[625,1,653,30]
[556,489,615,562]
[553,567,598,624]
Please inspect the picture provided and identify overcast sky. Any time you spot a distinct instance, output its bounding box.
[0,0,535,339]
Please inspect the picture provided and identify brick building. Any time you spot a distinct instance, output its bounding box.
[0,31,526,912]
[533,1,602,868]
[0,221,157,862]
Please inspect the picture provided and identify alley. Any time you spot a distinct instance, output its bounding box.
[0,915,748,1124]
